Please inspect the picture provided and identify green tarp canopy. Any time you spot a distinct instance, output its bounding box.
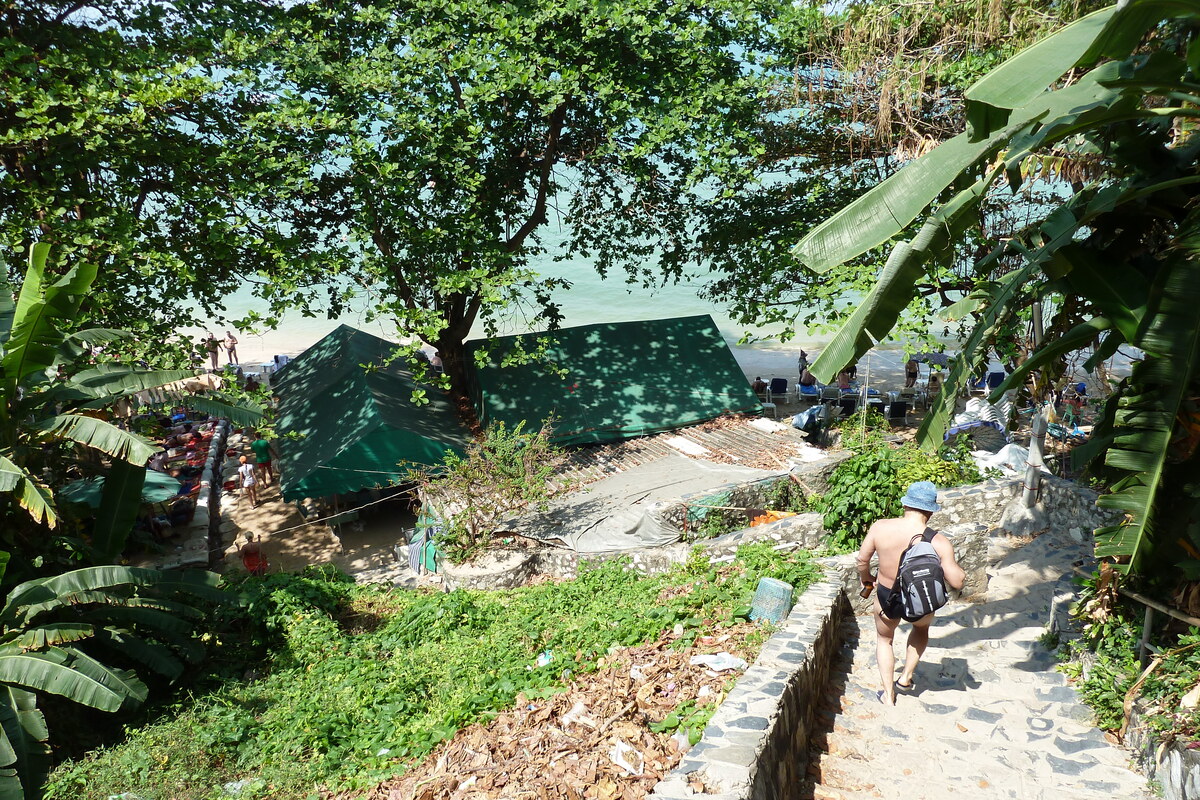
[467,314,760,446]
[275,325,470,502]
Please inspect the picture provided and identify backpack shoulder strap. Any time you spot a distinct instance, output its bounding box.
[922,527,937,543]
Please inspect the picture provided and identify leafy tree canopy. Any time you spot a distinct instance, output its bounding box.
[225,0,782,398]
[0,0,302,364]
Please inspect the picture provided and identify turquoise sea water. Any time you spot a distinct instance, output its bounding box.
[203,245,830,370]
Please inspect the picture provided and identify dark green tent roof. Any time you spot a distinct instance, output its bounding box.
[276,325,469,501]
[467,315,759,446]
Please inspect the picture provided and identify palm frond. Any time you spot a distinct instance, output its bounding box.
[31,414,158,466]
[1095,257,1200,572]
[0,652,122,712]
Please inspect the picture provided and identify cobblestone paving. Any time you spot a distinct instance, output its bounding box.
[803,530,1154,800]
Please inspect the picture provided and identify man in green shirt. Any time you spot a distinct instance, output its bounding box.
[249,432,277,488]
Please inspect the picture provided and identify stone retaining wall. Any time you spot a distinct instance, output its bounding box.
[932,474,1120,537]
[441,513,833,591]
[649,577,850,799]
[1126,703,1200,799]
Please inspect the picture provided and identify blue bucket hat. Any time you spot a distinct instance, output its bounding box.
[902,481,941,513]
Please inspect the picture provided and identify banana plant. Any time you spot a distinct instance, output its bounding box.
[0,244,261,560]
[0,556,228,799]
[792,2,1200,578]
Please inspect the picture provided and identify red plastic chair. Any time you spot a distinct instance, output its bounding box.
[240,537,269,576]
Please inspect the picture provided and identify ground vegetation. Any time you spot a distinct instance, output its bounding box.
[48,546,820,799]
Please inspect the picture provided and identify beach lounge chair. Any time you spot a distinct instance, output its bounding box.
[768,377,789,403]
[797,383,821,404]
[839,396,859,417]
[986,371,1006,391]
[820,385,840,401]
[886,400,910,427]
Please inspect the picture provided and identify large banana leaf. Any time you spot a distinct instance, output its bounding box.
[0,458,21,495]
[0,459,55,530]
[0,652,122,712]
[90,459,147,563]
[76,606,196,637]
[66,364,202,399]
[0,257,13,346]
[1095,257,1200,572]
[810,173,994,383]
[93,629,185,680]
[1,566,213,622]
[10,624,95,652]
[0,687,49,800]
[1,245,98,391]
[179,394,264,427]
[964,6,1119,139]
[31,414,158,466]
[792,66,1122,271]
[60,647,148,706]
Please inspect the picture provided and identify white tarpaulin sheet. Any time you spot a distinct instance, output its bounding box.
[501,454,780,553]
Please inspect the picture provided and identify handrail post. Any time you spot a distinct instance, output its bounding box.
[1023,412,1047,508]
[1140,606,1155,668]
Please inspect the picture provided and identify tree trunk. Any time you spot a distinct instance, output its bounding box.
[435,333,481,435]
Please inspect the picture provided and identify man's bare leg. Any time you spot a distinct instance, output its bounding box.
[873,597,901,705]
[898,615,933,688]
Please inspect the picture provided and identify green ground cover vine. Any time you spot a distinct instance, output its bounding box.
[48,544,820,800]
[1059,569,1200,741]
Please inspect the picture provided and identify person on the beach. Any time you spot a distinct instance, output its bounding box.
[837,370,852,390]
[225,331,239,365]
[847,363,857,380]
[238,455,259,508]
[800,369,816,387]
[856,481,965,706]
[797,350,809,375]
[752,376,768,395]
[905,359,919,388]
[250,432,277,487]
[204,333,220,371]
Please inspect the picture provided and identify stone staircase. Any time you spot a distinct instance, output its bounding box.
[802,531,1155,800]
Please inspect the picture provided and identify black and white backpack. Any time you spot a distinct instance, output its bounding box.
[896,529,948,621]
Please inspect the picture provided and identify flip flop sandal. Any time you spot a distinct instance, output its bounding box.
[894,679,916,694]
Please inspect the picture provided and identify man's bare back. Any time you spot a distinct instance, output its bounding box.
[861,516,963,590]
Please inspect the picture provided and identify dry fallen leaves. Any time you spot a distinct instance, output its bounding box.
[337,627,760,800]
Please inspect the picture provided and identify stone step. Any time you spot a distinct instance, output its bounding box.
[811,744,1148,799]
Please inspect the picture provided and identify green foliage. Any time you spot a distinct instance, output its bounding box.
[1062,569,1200,742]
[894,440,985,488]
[820,446,902,552]
[820,434,983,552]
[225,0,780,398]
[47,544,820,799]
[0,562,228,800]
[413,421,563,564]
[792,3,1200,578]
[1,0,291,355]
[0,245,261,573]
